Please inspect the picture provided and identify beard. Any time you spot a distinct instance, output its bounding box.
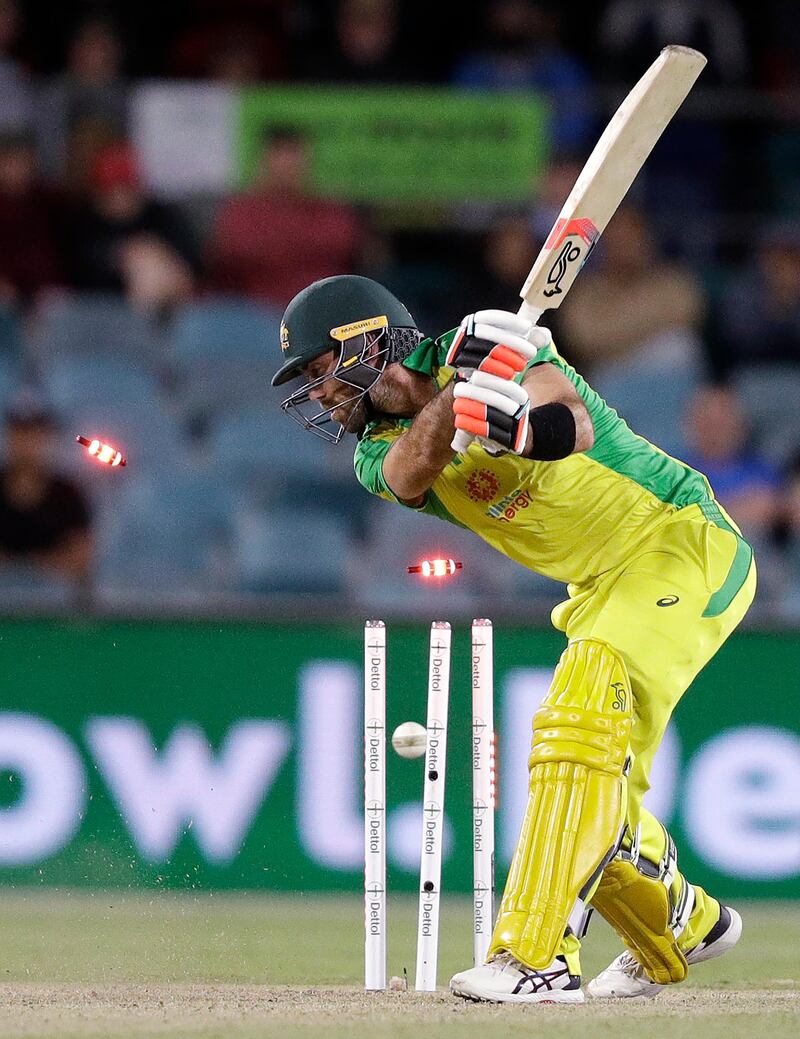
[335,395,371,437]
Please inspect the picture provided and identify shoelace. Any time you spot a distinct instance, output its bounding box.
[490,951,523,972]
[616,951,644,978]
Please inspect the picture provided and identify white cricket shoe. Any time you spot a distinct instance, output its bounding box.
[450,952,584,1004]
[587,904,743,1000]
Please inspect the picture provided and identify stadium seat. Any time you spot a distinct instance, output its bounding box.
[355,502,493,613]
[591,343,702,457]
[41,356,163,414]
[170,299,282,364]
[0,305,23,358]
[733,364,800,468]
[0,563,75,610]
[0,351,22,419]
[230,505,352,596]
[207,406,353,484]
[28,294,166,367]
[94,464,235,607]
[67,398,188,471]
[176,358,285,430]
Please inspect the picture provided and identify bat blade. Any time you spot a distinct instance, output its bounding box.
[518,44,707,322]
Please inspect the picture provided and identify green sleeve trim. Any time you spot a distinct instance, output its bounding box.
[700,502,754,618]
[521,339,713,510]
[401,329,457,377]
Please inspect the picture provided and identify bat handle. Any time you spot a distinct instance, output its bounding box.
[451,428,473,454]
[516,301,545,325]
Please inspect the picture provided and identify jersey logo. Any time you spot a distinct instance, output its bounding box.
[657,595,680,607]
[466,469,500,502]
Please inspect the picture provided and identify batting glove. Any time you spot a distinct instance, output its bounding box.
[452,369,530,455]
[446,309,552,380]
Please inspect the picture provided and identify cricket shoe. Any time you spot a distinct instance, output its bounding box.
[587,905,743,999]
[450,952,584,1004]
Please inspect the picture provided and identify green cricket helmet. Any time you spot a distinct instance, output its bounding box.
[271,275,422,442]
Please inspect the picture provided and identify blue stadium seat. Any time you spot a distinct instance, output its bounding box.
[177,359,285,425]
[733,364,800,468]
[94,464,235,607]
[0,351,22,419]
[29,295,166,366]
[207,406,353,484]
[591,356,701,457]
[41,356,163,414]
[355,501,491,613]
[0,563,75,610]
[170,299,282,364]
[0,305,23,358]
[230,505,352,596]
[67,398,188,471]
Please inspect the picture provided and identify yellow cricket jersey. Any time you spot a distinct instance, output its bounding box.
[353,330,728,588]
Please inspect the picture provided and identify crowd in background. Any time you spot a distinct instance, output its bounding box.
[0,0,799,621]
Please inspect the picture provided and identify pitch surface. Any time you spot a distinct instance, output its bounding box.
[0,893,797,1038]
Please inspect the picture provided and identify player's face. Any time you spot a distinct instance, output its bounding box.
[304,351,371,434]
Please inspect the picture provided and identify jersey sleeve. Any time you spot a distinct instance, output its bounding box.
[353,427,405,504]
[353,424,465,528]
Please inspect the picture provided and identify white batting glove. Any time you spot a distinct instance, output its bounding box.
[452,369,531,455]
[446,310,552,380]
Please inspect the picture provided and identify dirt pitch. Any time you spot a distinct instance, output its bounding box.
[0,984,798,1039]
[0,893,797,1039]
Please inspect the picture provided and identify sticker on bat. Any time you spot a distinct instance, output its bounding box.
[542,218,600,298]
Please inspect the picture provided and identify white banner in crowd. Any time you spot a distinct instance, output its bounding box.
[131,83,236,198]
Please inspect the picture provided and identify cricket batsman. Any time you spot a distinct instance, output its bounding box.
[270,274,755,1004]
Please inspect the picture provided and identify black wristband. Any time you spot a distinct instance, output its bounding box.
[527,402,576,460]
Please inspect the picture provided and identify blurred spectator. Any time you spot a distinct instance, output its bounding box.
[708,222,800,380]
[63,142,198,314]
[557,205,705,373]
[475,216,540,311]
[598,0,749,85]
[0,395,92,585]
[318,0,408,83]
[453,0,592,155]
[170,15,287,83]
[681,385,781,539]
[36,18,129,181]
[528,156,584,241]
[0,0,33,133]
[0,133,62,304]
[776,452,800,617]
[208,127,363,309]
[597,2,740,239]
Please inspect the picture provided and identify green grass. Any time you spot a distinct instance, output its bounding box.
[0,892,797,1038]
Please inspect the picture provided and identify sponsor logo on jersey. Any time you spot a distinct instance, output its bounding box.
[466,469,500,502]
[657,595,680,607]
[486,485,533,522]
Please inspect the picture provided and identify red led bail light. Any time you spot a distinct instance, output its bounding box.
[407,558,463,578]
[76,435,126,467]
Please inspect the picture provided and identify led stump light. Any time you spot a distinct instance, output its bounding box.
[407,559,463,578]
[75,436,127,467]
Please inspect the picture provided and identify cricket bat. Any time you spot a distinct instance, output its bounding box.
[452,44,707,453]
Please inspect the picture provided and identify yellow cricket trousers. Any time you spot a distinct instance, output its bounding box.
[551,500,757,951]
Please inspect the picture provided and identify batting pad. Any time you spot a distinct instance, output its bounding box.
[489,639,632,969]
[591,830,692,984]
